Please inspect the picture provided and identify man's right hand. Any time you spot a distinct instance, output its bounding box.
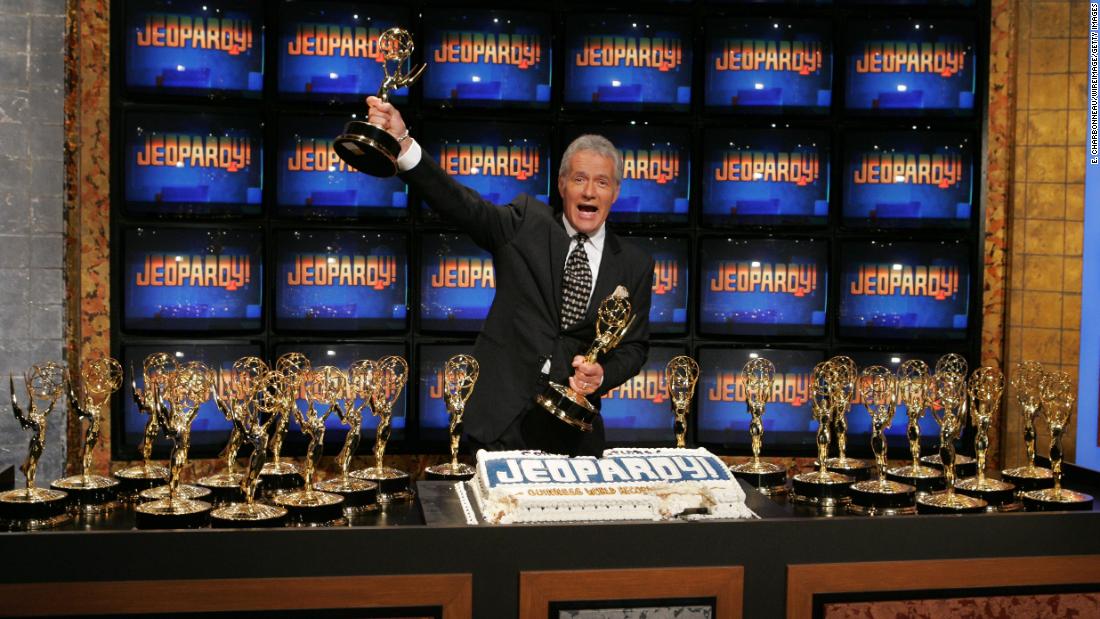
[365,96,411,157]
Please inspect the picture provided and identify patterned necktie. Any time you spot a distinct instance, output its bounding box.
[560,233,592,330]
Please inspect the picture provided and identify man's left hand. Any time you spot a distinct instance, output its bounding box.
[569,356,604,397]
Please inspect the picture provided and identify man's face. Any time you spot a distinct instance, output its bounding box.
[557,150,620,236]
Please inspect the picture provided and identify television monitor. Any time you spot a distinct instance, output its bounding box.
[623,235,690,335]
[118,342,262,458]
[122,226,263,332]
[417,342,475,442]
[563,124,691,225]
[123,110,263,217]
[698,237,828,337]
[702,127,830,226]
[844,19,977,115]
[842,350,947,445]
[842,129,975,228]
[420,233,496,333]
[274,229,408,332]
[696,347,824,449]
[272,342,408,445]
[124,0,264,98]
[419,120,551,216]
[704,17,833,114]
[421,9,552,109]
[563,13,693,111]
[277,2,410,102]
[601,344,689,443]
[275,113,408,219]
[837,240,971,340]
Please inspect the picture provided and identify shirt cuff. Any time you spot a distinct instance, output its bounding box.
[396,138,422,172]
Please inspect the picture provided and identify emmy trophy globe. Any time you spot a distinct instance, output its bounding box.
[665,355,700,449]
[823,356,872,481]
[847,366,917,516]
[333,28,426,177]
[729,357,787,495]
[314,359,380,511]
[0,363,70,529]
[197,356,269,504]
[114,353,173,496]
[426,354,480,481]
[885,360,944,495]
[52,357,124,513]
[536,286,636,432]
[1001,360,1055,494]
[351,355,413,502]
[955,366,1021,511]
[792,360,854,510]
[1021,371,1094,511]
[920,353,978,477]
[259,352,308,495]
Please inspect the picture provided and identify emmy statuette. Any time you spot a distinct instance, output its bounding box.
[197,356,269,504]
[884,360,944,495]
[823,356,873,482]
[259,352,308,496]
[729,357,788,495]
[664,355,700,449]
[954,367,1021,511]
[1021,371,1094,511]
[113,353,173,496]
[1001,361,1055,494]
[919,354,978,479]
[313,360,379,511]
[425,354,480,481]
[847,366,917,516]
[792,360,854,510]
[351,355,414,502]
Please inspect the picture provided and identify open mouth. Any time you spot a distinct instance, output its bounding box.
[578,204,598,214]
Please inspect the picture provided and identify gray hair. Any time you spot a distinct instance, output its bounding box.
[558,134,623,186]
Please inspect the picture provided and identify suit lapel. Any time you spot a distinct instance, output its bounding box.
[585,230,622,324]
[549,214,569,327]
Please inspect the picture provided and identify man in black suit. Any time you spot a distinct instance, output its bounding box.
[367,97,654,457]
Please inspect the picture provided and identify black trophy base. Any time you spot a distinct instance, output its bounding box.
[51,475,119,514]
[0,488,71,530]
[921,454,978,478]
[314,477,378,512]
[791,471,853,507]
[886,465,945,495]
[535,381,597,432]
[333,121,400,177]
[113,465,168,499]
[210,502,288,528]
[196,473,246,505]
[955,478,1022,511]
[730,463,788,495]
[424,462,476,482]
[134,498,212,530]
[350,467,415,503]
[1022,488,1095,512]
[1002,466,1055,495]
[916,491,989,514]
[258,466,304,498]
[274,490,346,526]
[824,457,873,482]
[848,480,917,516]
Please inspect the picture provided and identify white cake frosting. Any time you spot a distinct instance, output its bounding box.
[470,447,756,524]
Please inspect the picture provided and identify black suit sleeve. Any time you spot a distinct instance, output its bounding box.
[595,254,655,398]
[399,151,522,252]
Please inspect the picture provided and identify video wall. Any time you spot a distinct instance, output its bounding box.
[111,0,987,459]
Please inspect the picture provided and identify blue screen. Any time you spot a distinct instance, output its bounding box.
[843,129,975,228]
[277,2,410,102]
[845,19,977,114]
[123,227,263,332]
[420,233,496,333]
[276,113,408,218]
[702,127,830,226]
[699,238,828,337]
[417,342,476,442]
[623,235,690,335]
[564,13,693,110]
[275,229,408,332]
[697,347,824,448]
[563,124,690,225]
[422,9,551,108]
[124,0,264,98]
[124,111,263,216]
[705,17,832,113]
[601,344,688,444]
[838,240,970,339]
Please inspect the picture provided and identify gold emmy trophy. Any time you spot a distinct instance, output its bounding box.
[314,360,380,511]
[0,363,70,529]
[792,360,854,510]
[259,352,308,495]
[351,355,413,502]
[885,360,944,495]
[114,353,173,496]
[823,356,872,481]
[197,356,268,503]
[954,367,1020,511]
[135,362,215,529]
[536,286,636,432]
[210,370,288,528]
[664,355,700,449]
[729,357,787,495]
[275,366,347,526]
[426,354,481,481]
[916,356,987,514]
[920,353,978,477]
[848,366,916,516]
[1021,371,1094,511]
[1001,361,1055,494]
[333,28,426,177]
[52,357,124,513]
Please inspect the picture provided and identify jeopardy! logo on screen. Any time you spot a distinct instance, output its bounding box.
[421,234,496,332]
